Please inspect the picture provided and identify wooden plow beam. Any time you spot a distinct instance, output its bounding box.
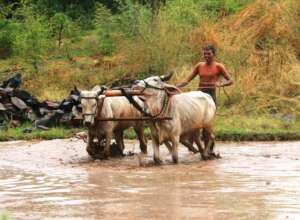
[103,89,151,97]
[97,117,172,121]
[95,89,172,121]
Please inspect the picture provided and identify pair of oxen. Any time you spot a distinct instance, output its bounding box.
[80,73,217,164]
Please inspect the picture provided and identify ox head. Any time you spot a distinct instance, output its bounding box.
[132,71,181,116]
[80,88,105,127]
[133,71,181,96]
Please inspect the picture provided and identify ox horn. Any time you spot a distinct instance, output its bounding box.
[160,71,174,82]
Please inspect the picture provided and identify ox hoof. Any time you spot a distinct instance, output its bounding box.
[154,158,162,165]
[211,152,221,159]
[201,155,210,161]
[172,157,178,164]
[99,152,109,160]
[141,149,148,154]
[86,148,97,159]
[140,146,147,154]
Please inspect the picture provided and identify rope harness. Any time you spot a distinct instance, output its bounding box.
[121,80,170,119]
[80,83,170,120]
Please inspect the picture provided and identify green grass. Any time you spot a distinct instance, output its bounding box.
[0,212,10,220]
[0,123,82,141]
[215,115,300,141]
[0,115,299,142]
[123,114,300,141]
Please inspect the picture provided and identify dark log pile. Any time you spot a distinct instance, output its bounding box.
[0,73,82,130]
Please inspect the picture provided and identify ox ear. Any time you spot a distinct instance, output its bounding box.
[160,71,174,82]
[164,84,182,96]
[96,86,107,96]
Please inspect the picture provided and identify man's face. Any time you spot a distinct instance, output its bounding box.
[203,49,215,63]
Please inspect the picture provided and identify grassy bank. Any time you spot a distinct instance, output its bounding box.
[1,115,299,142]
[0,123,82,141]
[0,212,10,220]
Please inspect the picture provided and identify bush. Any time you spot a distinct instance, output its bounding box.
[50,13,73,48]
[94,3,116,54]
[0,20,15,59]
[13,6,51,73]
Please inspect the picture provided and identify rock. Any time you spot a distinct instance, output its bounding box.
[0,103,6,111]
[0,73,83,128]
[1,73,22,89]
[22,127,33,133]
[11,96,28,110]
[36,125,49,130]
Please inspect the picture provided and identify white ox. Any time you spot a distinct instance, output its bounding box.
[80,88,147,159]
[133,74,216,164]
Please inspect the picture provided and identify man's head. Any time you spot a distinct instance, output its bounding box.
[203,44,217,64]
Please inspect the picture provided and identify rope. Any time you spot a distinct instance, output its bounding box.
[120,87,170,119]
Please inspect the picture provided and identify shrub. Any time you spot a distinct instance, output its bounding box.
[0,20,15,59]
[13,5,51,73]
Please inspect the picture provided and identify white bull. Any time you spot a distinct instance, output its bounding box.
[80,89,147,159]
[133,74,216,164]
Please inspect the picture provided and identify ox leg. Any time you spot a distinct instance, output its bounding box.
[86,131,96,158]
[194,132,204,158]
[115,130,125,152]
[164,141,172,154]
[171,136,179,164]
[180,138,198,154]
[102,132,112,159]
[152,135,161,165]
[202,128,211,160]
[134,127,147,154]
[203,128,217,160]
[208,132,220,159]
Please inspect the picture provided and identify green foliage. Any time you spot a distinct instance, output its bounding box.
[224,0,251,14]
[94,1,153,54]
[0,20,15,59]
[165,0,204,26]
[13,6,51,73]
[197,0,251,15]
[117,0,152,38]
[0,211,10,220]
[50,13,72,48]
[94,3,116,54]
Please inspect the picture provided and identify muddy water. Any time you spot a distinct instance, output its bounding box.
[0,139,299,220]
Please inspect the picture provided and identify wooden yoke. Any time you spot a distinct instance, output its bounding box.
[96,88,172,121]
[104,89,150,97]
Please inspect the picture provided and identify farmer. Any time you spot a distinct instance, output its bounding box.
[176,44,233,104]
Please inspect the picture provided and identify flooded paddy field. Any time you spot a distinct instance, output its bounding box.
[0,139,299,220]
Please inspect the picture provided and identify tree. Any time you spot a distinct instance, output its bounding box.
[50,13,72,48]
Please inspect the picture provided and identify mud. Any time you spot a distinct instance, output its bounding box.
[0,139,300,220]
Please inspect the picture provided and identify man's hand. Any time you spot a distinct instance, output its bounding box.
[215,82,222,87]
[175,81,188,88]
[216,79,233,87]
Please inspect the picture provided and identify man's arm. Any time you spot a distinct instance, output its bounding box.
[216,63,233,87]
[176,64,199,88]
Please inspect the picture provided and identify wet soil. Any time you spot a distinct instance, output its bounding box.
[0,139,299,220]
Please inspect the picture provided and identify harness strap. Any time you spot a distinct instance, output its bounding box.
[120,88,152,117]
[95,96,105,119]
[121,87,170,119]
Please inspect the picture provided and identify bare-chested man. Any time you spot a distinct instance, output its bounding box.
[176,45,233,104]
